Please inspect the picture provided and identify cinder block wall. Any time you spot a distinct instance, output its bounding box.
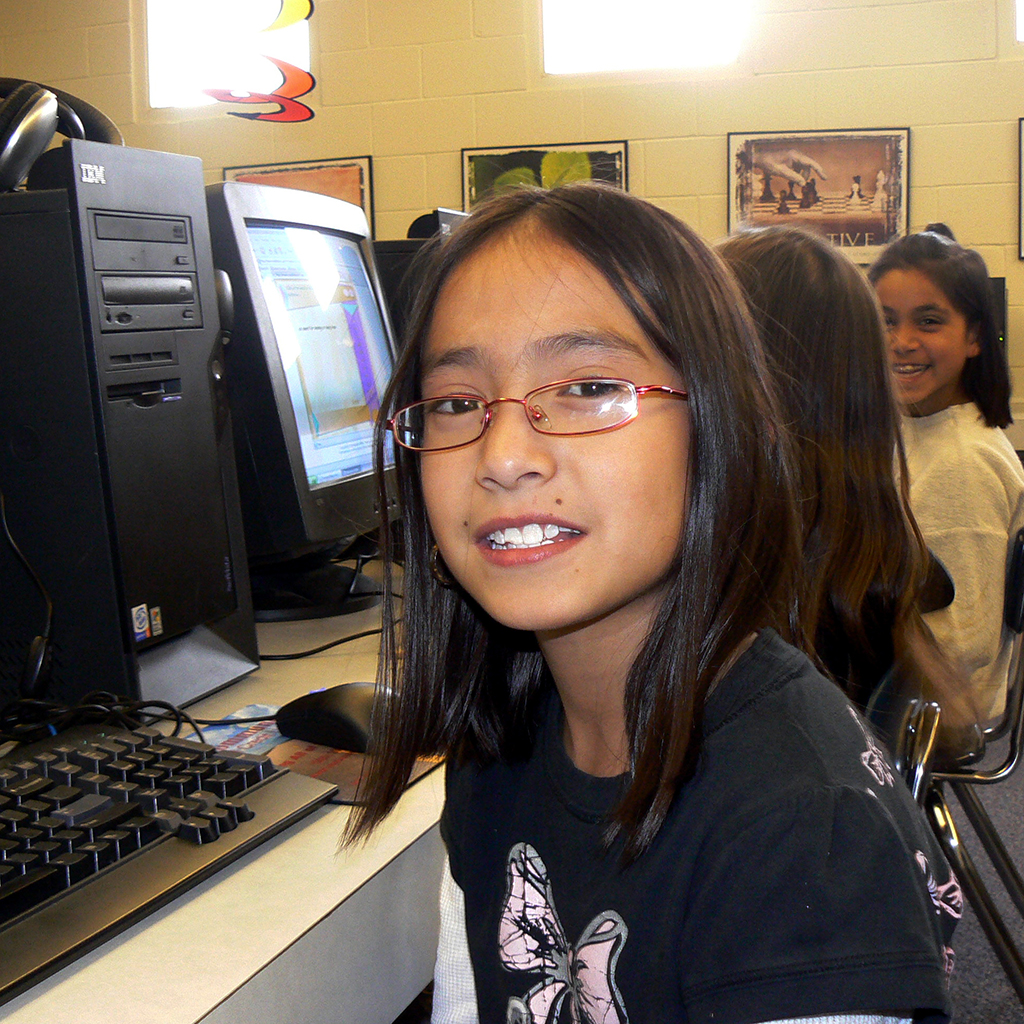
[4,0,1024,416]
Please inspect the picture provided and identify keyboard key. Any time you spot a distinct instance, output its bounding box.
[76,801,142,841]
[53,793,113,827]
[0,809,29,832]
[99,730,144,752]
[2,775,52,802]
[107,781,140,803]
[50,851,95,886]
[69,747,111,773]
[91,740,127,759]
[105,760,135,783]
[77,841,116,872]
[52,829,86,853]
[37,784,82,809]
[97,829,130,859]
[6,851,41,874]
[199,806,234,833]
[161,736,216,758]
[77,772,110,795]
[31,753,60,777]
[19,799,50,821]
[33,815,66,839]
[49,761,82,786]
[121,816,163,849]
[177,816,219,844]
[206,772,244,798]
[0,838,18,860]
[31,840,62,863]
[150,810,185,834]
[14,827,42,849]
[216,799,255,826]
[219,751,272,784]
[135,788,170,814]
[163,774,197,799]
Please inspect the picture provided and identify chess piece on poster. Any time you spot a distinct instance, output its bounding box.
[848,175,863,200]
[872,170,888,212]
[776,192,791,214]
[800,178,819,208]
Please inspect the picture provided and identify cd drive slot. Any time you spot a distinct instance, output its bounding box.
[102,276,195,305]
[106,378,183,407]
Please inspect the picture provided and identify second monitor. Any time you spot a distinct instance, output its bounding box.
[206,182,397,620]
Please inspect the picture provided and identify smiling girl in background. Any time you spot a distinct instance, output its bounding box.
[351,184,958,1024]
[869,226,1024,721]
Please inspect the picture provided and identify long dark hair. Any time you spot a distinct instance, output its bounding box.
[719,226,930,707]
[868,224,1011,428]
[348,184,804,861]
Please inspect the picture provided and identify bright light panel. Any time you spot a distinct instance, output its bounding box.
[147,0,310,109]
[543,0,756,74]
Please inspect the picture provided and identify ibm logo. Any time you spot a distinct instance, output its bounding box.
[80,163,106,185]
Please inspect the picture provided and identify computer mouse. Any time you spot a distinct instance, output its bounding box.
[275,681,381,753]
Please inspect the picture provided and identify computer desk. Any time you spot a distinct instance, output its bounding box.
[0,606,446,1024]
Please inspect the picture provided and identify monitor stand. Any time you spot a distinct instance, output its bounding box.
[249,549,381,622]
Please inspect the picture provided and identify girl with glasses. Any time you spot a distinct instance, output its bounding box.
[348,183,958,1023]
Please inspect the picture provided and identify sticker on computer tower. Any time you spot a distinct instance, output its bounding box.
[149,606,164,637]
[131,603,151,642]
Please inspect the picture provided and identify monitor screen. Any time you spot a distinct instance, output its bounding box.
[206,182,398,619]
[246,221,392,490]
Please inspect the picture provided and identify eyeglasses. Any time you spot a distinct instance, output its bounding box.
[388,377,688,452]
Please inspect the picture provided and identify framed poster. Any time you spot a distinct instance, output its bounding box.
[462,141,628,211]
[224,156,375,236]
[1019,119,1024,259]
[728,128,909,262]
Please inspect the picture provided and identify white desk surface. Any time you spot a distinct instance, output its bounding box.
[1,608,446,1024]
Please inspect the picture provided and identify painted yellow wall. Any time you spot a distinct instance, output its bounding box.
[4,0,1024,407]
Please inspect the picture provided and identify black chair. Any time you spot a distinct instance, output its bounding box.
[893,527,1024,1003]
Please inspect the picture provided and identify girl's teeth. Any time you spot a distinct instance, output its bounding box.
[522,524,543,544]
[487,524,580,549]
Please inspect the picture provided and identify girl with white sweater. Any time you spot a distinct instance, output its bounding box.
[870,225,1024,720]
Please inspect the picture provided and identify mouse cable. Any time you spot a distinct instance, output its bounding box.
[259,625,385,661]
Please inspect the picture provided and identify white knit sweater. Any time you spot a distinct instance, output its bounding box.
[902,402,1024,720]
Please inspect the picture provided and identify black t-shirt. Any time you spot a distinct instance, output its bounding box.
[441,630,959,1024]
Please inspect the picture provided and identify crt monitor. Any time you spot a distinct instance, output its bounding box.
[205,181,396,619]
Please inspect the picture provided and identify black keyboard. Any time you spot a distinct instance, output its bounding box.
[0,724,337,1005]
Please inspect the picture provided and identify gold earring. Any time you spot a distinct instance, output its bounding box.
[430,544,456,587]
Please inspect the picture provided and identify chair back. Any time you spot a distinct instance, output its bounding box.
[933,527,1024,784]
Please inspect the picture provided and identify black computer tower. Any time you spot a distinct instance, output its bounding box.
[0,140,258,707]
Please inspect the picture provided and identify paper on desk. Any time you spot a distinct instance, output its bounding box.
[188,704,283,754]
[270,741,441,804]
[187,705,441,804]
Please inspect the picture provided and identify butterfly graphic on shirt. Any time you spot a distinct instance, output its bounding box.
[915,850,961,980]
[499,842,629,1024]
[846,706,895,787]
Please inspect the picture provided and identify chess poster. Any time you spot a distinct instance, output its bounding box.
[728,129,909,262]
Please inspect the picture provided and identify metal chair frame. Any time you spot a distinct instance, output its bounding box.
[897,527,1024,1004]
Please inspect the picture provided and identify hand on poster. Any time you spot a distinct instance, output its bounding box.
[755,149,828,185]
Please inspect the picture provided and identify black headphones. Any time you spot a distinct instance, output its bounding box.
[0,78,123,192]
